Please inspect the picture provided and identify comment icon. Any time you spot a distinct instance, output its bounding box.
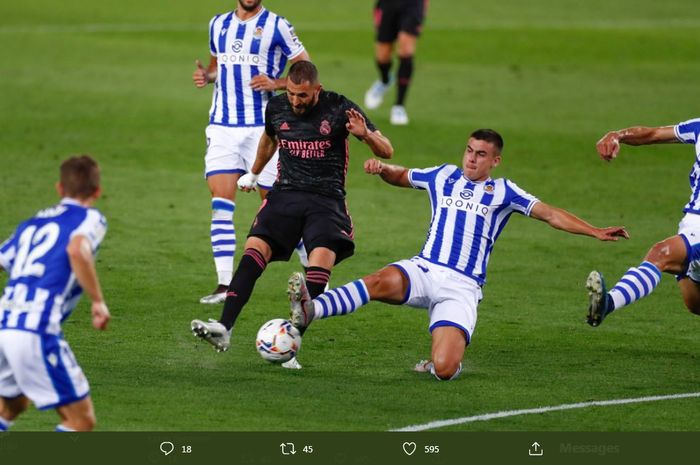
[159,441,175,456]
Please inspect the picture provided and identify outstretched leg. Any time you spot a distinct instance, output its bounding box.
[587,235,688,326]
[289,265,407,330]
[191,237,271,352]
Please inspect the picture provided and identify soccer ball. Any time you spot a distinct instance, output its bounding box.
[255,319,302,363]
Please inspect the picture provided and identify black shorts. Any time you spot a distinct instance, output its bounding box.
[374,0,426,42]
[249,190,355,264]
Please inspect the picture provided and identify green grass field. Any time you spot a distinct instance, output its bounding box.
[1,0,699,432]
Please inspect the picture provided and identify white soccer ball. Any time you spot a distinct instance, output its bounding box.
[255,318,302,363]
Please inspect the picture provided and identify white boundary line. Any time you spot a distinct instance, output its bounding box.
[392,392,700,432]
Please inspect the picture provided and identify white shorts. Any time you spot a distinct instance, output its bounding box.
[677,213,700,281]
[204,124,279,189]
[390,256,482,343]
[0,330,90,410]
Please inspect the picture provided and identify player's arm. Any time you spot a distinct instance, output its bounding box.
[193,56,218,88]
[66,235,110,330]
[238,131,279,192]
[346,109,393,159]
[364,159,410,187]
[529,201,629,242]
[596,125,677,161]
[250,52,312,92]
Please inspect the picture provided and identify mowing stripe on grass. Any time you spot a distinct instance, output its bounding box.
[4,19,700,35]
[392,392,700,432]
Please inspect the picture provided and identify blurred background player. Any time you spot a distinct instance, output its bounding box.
[0,156,110,431]
[364,0,428,125]
[288,129,628,380]
[191,62,393,368]
[587,118,700,326]
[193,0,311,304]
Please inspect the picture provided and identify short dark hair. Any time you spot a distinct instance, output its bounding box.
[288,61,319,85]
[60,155,100,199]
[470,129,504,153]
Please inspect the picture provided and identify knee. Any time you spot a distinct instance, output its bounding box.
[432,355,462,381]
[363,271,392,295]
[65,411,97,432]
[75,413,97,432]
[645,241,675,270]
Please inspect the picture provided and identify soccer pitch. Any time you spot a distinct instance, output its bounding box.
[1,0,699,432]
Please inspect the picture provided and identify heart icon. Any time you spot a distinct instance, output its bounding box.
[402,441,417,456]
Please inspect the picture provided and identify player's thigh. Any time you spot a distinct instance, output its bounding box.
[0,331,90,411]
[363,265,409,304]
[249,191,305,261]
[206,173,240,199]
[644,235,688,274]
[303,197,355,265]
[373,258,436,305]
[56,396,96,431]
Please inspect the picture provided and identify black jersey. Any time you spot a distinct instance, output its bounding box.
[265,90,377,199]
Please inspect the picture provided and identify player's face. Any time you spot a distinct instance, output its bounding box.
[462,138,501,182]
[286,80,321,115]
[238,0,262,12]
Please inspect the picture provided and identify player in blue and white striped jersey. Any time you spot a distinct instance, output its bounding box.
[288,129,628,380]
[193,0,311,304]
[587,119,700,327]
[0,156,110,431]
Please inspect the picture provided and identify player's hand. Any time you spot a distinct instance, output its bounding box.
[193,59,209,88]
[250,75,277,92]
[237,172,260,192]
[91,301,110,330]
[346,109,369,139]
[594,226,629,242]
[364,158,383,175]
[596,131,621,161]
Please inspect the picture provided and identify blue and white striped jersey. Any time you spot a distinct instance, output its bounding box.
[409,164,539,286]
[674,118,700,214]
[207,7,305,127]
[0,199,107,335]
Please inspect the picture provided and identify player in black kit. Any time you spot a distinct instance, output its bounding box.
[364,0,428,125]
[191,61,393,360]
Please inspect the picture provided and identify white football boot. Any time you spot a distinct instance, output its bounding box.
[281,357,303,370]
[199,285,227,304]
[287,272,315,330]
[364,80,391,110]
[390,105,409,125]
[191,318,231,352]
[413,360,434,373]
